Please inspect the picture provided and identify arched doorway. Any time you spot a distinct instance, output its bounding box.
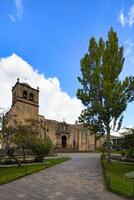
[62,135,67,148]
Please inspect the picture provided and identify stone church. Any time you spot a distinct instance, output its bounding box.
[3,79,95,152]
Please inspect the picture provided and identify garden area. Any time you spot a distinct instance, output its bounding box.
[0,157,70,185]
[101,156,134,198]
[100,128,134,198]
[0,122,71,185]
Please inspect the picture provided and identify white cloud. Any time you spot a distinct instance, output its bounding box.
[118,12,126,27]
[14,0,23,20]
[124,40,134,63]
[128,4,134,26]
[118,4,134,27]
[9,0,23,22]
[0,54,84,124]
[124,40,134,56]
[9,14,16,22]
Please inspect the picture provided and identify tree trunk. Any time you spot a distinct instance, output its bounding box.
[11,154,21,167]
[6,143,21,167]
[106,124,111,163]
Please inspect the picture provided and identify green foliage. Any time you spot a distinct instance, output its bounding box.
[111,144,123,151]
[101,158,134,197]
[10,125,37,148]
[123,128,134,149]
[96,146,105,153]
[0,157,69,185]
[127,148,134,159]
[10,124,37,161]
[30,137,54,162]
[77,28,134,161]
[7,122,54,163]
[121,150,125,156]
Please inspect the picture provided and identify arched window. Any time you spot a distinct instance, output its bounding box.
[23,91,27,99]
[29,93,34,101]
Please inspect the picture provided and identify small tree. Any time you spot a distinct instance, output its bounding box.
[30,137,54,162]
[77,28,134,162]
[3,126,21,167]
[4,118,38,166]
[10,125,37,162]
[6,124,54,164]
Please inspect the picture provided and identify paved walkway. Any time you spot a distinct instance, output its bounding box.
[0,153,125,200]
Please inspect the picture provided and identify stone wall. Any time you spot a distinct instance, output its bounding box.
[39,118,95,152]
[3,80,96,152]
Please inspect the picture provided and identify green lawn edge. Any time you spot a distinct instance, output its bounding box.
[101,156,134,199]
[0,157,71,185]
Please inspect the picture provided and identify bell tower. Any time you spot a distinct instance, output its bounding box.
[10,78,39,124]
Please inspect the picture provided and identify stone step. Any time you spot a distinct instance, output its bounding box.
[55,148,79,153]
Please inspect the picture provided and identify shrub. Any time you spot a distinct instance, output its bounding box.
[121,150,126,156]
[30,137,54,162]
[126,148,134,159]
[101,153,106,161]
[96,147,105,153]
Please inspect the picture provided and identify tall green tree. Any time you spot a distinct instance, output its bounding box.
[77,28,134,161]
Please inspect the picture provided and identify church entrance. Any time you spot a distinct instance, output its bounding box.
[62,135,67,148]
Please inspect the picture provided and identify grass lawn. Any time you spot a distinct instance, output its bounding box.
[0,157,70,185]
[101,158,134,198]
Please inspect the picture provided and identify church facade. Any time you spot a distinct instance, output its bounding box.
[3,79,95,152]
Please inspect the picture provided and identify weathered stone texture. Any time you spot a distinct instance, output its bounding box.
[4,80,97,151]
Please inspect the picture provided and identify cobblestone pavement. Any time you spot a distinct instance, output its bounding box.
[0,153,126,200]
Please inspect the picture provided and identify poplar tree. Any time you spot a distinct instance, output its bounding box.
[77,28,134,161]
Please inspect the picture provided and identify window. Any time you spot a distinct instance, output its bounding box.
[29,93,34,101]
[23,91,27,99]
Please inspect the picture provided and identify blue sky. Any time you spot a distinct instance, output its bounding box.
[0,0,134,127]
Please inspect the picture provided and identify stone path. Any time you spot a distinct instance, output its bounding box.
[0,153,126,200]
